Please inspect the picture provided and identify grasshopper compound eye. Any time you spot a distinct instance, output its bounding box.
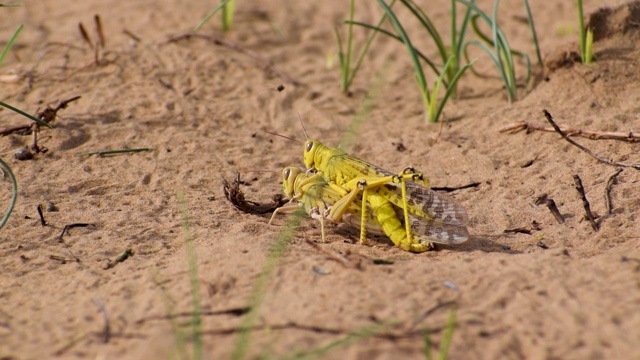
[305,140,314,153]
[283,168,291,181]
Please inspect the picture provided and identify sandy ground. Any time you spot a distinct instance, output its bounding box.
[1,0,639,359]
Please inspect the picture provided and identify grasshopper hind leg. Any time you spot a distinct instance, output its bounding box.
[366,192,433,253]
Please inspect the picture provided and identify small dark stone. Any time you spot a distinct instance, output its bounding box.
[15,148,34,161]
[47,202,59,212]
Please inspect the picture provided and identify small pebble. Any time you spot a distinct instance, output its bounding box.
[443,280,459,291]
[312,265,330,275]
[15,148,34,161]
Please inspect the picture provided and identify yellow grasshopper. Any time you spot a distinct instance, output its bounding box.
[269,167,385,242]
[302,139,469,252]
[270,167,463,252]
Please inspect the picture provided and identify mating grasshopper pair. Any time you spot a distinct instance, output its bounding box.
[270,138,469,252]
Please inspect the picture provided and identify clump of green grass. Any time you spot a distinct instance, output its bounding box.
[460,0,542,103]
[344,0,475,122]
[376,0,474,123]
[339,0,542,121]
[576,0,594,64]
[335,0,391,93]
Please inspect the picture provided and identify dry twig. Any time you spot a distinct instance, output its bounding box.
[545,198,565,224]
[0,96,81,139]
[604,168,623,215]
[573,174,599,232]
[222,173,287,214]
[58,223,91,243]
[432,182,481,192]
[500,121,640,142]
[542,110,640,170]
[36,204,46,226]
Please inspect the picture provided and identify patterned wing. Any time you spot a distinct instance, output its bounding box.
[379,180,468,227]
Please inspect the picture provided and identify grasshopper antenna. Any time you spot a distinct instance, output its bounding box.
[265,131,301,144]
[297,112,309,140]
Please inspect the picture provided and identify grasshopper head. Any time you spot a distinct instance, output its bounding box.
[282,167,302,198]
[303,140,319,169]
[304,139,344,174]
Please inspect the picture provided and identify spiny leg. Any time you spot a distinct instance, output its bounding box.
[398,175,413,247]
[359,184,370,245]
[269,203,301,225]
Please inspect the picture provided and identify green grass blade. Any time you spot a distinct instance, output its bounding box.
[585,27,593,64]
[0,158,17,229]
[577,0,586,62]
[221,0,236,31]
[346,20,440,78]
[464,39,503,78]
[345,0,395,90]
[334,26,348,90]
[344,0,355,89]
[467,11,529,70]
[459,0,518,102]
[193,0,231,32]
[0,101,52,128]
[177,190,203,360]
[450,0,475,98]
[423,326,433,360]
[335,0,356,92]
[433,59,473,123]
[0,23,23,67]
[450,0,457,72]
[231,209,305,360]
[427,56,454,122]
[376,0,428,103]
[401,0,448,65]
[437,309,457,360]
[522,0,542,68]
[455,0,474,61]
[490,0,517,102]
